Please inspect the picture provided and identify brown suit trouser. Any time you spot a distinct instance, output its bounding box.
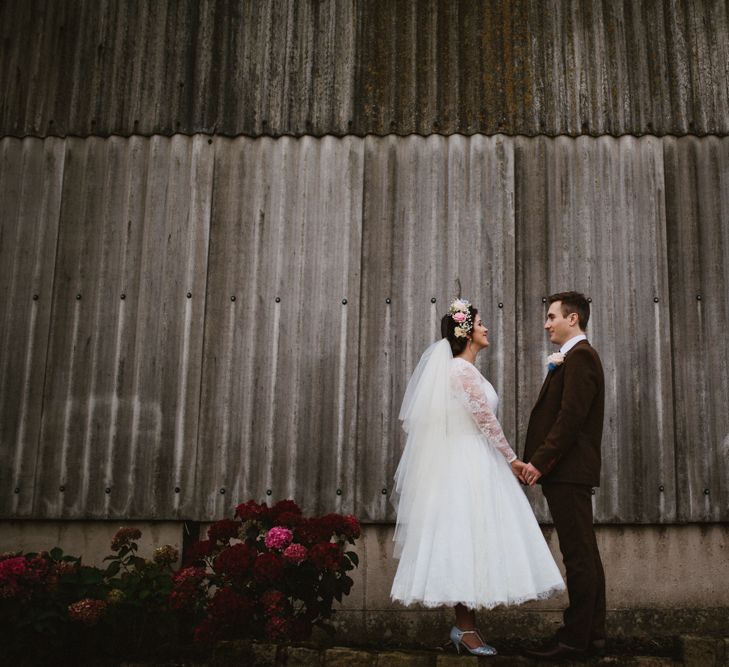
[542,483,606,650]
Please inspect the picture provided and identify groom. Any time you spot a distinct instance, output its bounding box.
[521,291,606,660]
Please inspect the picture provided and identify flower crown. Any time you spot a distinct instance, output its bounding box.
[448,298,473,339]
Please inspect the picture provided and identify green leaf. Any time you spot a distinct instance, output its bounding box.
[105,561,121,578]
[49,547,63,560]
[346,551,359,567]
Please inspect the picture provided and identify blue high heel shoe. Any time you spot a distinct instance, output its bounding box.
[449,625,498,656]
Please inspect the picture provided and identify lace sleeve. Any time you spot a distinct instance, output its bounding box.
[451,362,517,463]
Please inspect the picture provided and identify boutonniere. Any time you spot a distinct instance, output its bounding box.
[547,352,565,372]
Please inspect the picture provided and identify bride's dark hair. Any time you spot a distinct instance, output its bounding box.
[441,305,478,356]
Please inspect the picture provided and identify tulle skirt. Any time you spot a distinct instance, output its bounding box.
[390,431,565,609]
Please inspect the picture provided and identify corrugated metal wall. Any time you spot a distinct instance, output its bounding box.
[2,134,727,522]
[1,1,727,523]
[2,0,729,139]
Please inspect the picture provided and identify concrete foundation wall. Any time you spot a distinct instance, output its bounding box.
[2,521,728,644]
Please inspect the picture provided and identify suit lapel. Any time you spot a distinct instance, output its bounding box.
[535,368,554,406]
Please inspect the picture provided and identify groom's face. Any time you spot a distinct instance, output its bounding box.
[544,301,577,346]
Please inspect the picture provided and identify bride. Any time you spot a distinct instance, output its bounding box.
[390,298,565,655]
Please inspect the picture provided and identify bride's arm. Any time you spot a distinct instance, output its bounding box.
[451,364,518,464]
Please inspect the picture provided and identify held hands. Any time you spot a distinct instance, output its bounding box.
[510,459,542,486]
[520,462,542,486]
[510,459,526,478]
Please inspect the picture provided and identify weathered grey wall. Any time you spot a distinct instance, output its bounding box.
[1,0,727,525]
[2,0,729,139]
[2,134,727,523]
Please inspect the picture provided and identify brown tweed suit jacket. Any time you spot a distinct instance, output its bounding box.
[524,340,605,487]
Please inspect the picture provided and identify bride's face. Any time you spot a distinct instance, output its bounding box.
[470,314,489,349]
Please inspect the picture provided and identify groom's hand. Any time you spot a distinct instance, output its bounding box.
[522,462,542,486]
[510,459,526,480]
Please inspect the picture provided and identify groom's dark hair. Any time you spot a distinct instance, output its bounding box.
[549,291,590,330]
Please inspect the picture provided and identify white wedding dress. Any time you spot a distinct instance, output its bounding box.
[390,340,565,609]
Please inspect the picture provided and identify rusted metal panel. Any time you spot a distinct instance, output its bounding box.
[356,134,517,521]
[196,136,363,520]
[2,0,728,139]
[0,138,64,517]
[28,136,212,519]
[664,136,729,522]
[514,135,677,523]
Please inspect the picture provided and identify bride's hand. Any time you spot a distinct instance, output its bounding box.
[510,459,526,479]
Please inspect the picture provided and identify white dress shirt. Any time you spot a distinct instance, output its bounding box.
[560,333,587,355]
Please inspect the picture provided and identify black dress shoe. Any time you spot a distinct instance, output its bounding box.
[525,642,587,660]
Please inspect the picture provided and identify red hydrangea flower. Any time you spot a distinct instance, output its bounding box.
[0,556,28,598]
[295,517,332,546]
[170,566,207,609]
[260,588,287,616]
[183,539,214,566]
[265,615,289,640]
[214,543,257,578]
[309,542,343,571]
[275,511,302,528]
[282,543,307,564]
[207,519,240,544]
[68,598,107,626]
[208,587,255,625]
[234,500,269,521]
[342,515,361,539]
[271,499,302,520]
[264,526,293,550]
[253,552,284,584]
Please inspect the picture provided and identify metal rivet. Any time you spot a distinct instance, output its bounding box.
[591,488,596,495]
[498,302,503,308]
[431,297,436,303]
[230,295,236,302]
[659,485,665,492]
[76,294,82,300]
[336,489,342,496]
[696,295,702,301]
[33,294,39,300]
[541,297,547,303]
[187,292,192,298]
[59,486,65,492]
[219,488,225,494]
[207,139,212,145]
[386,298,391,304]
[105,487,111,494]
[704,488,710,495]
[120,293,126,300]
[275,297,281,303]
[587,297,592,303]
[174,487,181,493]
[342,298,348,305]
[266,489,273,496]
[653,297,659,303]
[14,487,20,493]
[381,488,387,495]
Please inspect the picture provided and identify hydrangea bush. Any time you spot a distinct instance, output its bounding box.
[174,499,360,645]
[0,499,361,660]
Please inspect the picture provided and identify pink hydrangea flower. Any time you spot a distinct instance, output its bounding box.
[452,311,467,323]
[264,526,293,551]
[283,543,307,564]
